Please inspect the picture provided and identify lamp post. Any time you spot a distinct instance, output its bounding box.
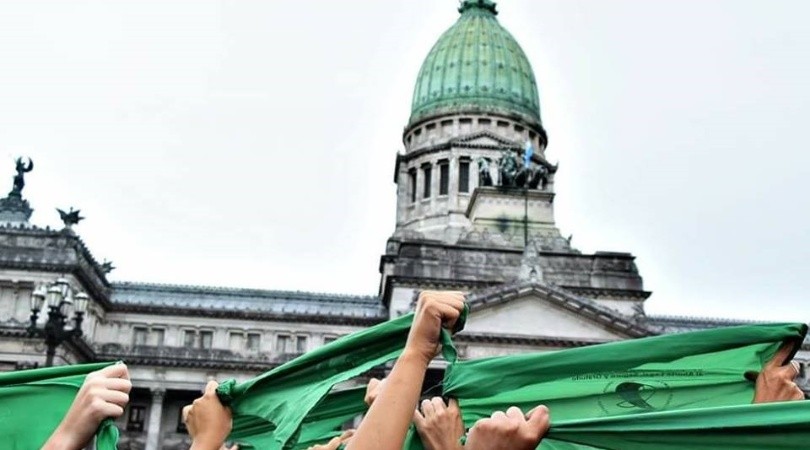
[27,278,89,367]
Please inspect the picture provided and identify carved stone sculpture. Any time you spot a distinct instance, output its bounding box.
[10,157,33,197]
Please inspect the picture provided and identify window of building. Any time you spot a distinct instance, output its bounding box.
[126,405,146,432]
[183,330,196,348]
[229,332,244,352]
[323,335,337,345]
[151,328,165,347]
[459,159,470,193]
[438,160,449,196]
[296,336,308,353]
[247,333,261,352]
[422,164,432,199]
[133,327,148,347]
[276,334,291,353]
[408,168,417,203]
[199,330,213,349]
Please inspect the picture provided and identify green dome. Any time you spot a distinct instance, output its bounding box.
[409,0,541,126]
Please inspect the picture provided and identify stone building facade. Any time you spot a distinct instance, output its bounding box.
[0,1,807,449]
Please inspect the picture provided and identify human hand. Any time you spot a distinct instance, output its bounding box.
[404,291,465,366]
[464,405,550,450]
[307,429,355,449]
[413,397,464,450]
[184,381,233,450]
[752,342,804,404]
[364,378,385,407]
[43,363,131,450]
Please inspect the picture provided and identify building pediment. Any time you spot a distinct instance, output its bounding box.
[450,130,520,149]
[462,281,654,342]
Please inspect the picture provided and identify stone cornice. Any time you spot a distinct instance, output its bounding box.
[111,303,387,326]
[560,286,652,301]
[456,332,611,348]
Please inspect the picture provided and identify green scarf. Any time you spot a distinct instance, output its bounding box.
[0,361,120,450]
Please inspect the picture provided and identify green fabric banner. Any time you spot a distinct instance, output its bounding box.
[444,323,806,424]
[218,308,467,450]
[290,386,367,450]
[544,400,810,450]
[224,317,809,450]
[0,361,120,450]
[440,322,808,450]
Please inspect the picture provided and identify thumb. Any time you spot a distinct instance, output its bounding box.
[526,405,551,436]
[204,380,220,397]
[765,341,796,370]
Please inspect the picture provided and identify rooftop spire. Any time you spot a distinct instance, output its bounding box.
[459,0,497,15]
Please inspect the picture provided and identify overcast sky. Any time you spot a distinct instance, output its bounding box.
[0,0,808,321]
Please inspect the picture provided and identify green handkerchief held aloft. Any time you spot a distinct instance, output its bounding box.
[0,361,121,450]
[217,306,468,450]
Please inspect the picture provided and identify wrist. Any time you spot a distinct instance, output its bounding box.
[42,426,82,450]
[190,438,225,450]
[400,347,433,369]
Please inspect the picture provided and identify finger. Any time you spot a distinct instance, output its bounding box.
[204,380,219,397]
[338,429,355,442]
[790,361,801,378]
[491,410,508,422]
[227,446,239,450]
[102,377,133,394]
[506,406,524,421]
[364,378,381,406]
[421,398,436,418]
[431,396,446,414]
[324,436,342,450]
[182,405,192,423]
[98,402,125,419]
[435,303,461,329]
[447,397,460,413]
[96,363,129,380]
[766,342,796,370]
[527,405,551,434]
[100,389,130,408]
[413,408,426,427]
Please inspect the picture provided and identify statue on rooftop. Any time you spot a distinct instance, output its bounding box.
[476,157,493,186]
[57,207,84,229]
[494,149,550,190]
[498,150,521,187]
[10,157,33,197]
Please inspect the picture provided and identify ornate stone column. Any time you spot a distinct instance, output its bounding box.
[145,388,166,450]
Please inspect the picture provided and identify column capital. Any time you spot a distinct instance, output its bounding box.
[150,387,166,401]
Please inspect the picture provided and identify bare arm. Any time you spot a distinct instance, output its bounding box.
[345,291,465,450]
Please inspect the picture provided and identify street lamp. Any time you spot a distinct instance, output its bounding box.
[27,278,89,367]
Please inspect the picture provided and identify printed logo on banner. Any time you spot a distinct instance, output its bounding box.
[597,380,674,415]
